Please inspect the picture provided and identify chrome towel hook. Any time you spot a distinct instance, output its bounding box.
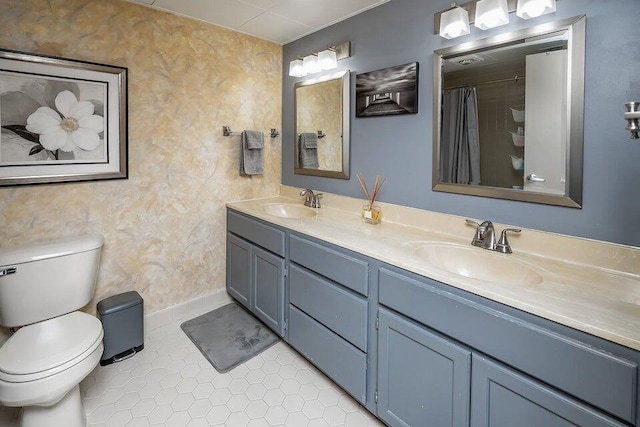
[624,102,640,139]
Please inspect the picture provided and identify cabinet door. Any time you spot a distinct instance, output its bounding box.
[252,245,285,336]
[471,355,626,427]
[226,233,251,309]
[377,308,471,427]
[379,267,637,423]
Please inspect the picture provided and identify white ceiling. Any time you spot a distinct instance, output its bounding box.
[130,0,390,45]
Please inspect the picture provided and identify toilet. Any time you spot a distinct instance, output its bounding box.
[0,234,105,427]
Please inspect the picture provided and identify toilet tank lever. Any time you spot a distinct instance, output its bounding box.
[0,267,16,276]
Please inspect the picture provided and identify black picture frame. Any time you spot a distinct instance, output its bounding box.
[355,62,419,118]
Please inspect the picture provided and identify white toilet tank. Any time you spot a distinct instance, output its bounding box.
[0,234,104,328]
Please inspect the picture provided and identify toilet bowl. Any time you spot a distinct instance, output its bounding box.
[0,234,105,427]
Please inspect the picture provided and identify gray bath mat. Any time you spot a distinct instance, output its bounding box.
[181,302,280,373]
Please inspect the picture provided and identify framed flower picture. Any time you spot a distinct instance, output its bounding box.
[0,49,127,186]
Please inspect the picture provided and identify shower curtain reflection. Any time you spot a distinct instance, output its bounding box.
[440,88,481,185]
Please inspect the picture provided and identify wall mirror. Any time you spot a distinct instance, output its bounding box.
[295,70,350,179]
[433,15,585,208]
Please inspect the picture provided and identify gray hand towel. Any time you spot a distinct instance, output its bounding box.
[301,132,318,149]
[245,130,264,150]
[298,133,319,169]
[240,130,264,176]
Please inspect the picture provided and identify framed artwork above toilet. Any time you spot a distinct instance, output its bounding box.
[0,49,128,186]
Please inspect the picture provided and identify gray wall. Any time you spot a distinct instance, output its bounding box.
[282,0,640,247]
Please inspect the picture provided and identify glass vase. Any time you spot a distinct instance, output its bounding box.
[361,204,382,225]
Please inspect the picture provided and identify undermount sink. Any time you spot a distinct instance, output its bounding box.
[414,243,543,286]
[263,203,317,219]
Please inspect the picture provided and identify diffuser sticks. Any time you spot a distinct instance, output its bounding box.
[357,173,386,224]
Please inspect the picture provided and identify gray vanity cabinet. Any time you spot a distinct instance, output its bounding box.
[378,265,637,426]
[377,308,471,427]
[287,233,370,405]
[226,208,640,427]
[471,355,627,427]
[226,210,286,336]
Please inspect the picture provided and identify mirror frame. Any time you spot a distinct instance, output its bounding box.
[432,15,586,208]
[294,70,350,179]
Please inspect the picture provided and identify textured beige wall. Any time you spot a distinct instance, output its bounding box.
[0,0,282,325]
[296,78,342,171]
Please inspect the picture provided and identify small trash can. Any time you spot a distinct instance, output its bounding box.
[97,290,144,366]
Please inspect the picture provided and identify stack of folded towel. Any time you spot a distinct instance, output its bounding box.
[240,130,264,176]
[298,132,319,169]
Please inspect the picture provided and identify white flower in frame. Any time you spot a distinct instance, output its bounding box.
[26,90,104,152]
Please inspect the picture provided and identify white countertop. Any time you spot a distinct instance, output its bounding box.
[227,191,640,351]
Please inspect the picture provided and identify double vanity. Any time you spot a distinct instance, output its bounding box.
[226,188,640,427]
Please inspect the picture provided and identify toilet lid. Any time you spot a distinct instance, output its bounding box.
[0,312,103,375]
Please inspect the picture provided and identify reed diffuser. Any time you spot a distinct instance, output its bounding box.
[356,173,386,224]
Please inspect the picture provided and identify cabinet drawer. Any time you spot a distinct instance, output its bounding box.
[290,234,368,296]
[379,267,638,424]
[290,264,368,352]
[289,305,367,404]
[227,210,285,257]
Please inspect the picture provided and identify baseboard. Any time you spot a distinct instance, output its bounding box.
[144,289,232,333]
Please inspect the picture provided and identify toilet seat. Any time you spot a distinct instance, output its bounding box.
[0,312,103,383]
[0,341,103,408]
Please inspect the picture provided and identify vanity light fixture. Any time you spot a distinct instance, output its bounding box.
[289,58,306,77]
[435,0,560,37]
[516,0,556,19]
[439,4,471,39]
[475,0,509,30]
[288,41,351,77]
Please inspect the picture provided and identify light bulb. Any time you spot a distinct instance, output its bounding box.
[318,49,338,70]
[475,0,509,30]
[303,54,321,74]
[288,59,306,77]
[439,6,470,39]
[516,0,556,20]
[524,2,545,16]
[444,22,466,38]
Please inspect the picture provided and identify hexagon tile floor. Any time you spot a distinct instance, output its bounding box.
[0,307,384,427]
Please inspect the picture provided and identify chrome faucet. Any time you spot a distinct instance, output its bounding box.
[300,189,314,206]
[467,219,496,250]
[300,189,323,208]
[466,219,521,254]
